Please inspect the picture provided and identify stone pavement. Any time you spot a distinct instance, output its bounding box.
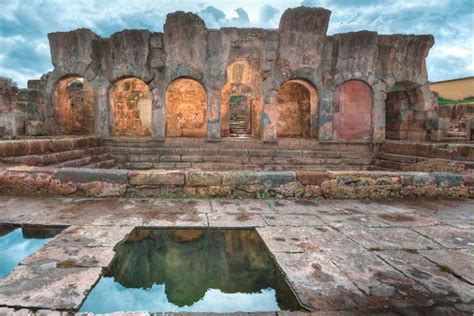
[0,196,473,315]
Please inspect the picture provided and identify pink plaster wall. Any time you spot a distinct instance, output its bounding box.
[333,80,372,141]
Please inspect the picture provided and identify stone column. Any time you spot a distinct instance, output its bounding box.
[261,90,278,143]
[90,75,111,138]
[151,87,166,139]
[318,90,333,141]
[372,82,387,143]
[206,88,221,142]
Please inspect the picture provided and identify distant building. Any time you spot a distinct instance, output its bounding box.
[430,76,474,101]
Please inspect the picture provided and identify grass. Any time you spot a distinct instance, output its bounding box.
[402,248,419,254]
[368,247,382,252]
[438,97,474,105]
[439,264,455,274]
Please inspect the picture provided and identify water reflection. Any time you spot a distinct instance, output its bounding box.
[81,229,302,313]
[0,227,60,278]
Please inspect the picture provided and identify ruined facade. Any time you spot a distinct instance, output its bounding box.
[1,7,439,143]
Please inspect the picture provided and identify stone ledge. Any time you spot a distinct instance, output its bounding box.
[55,167,129,184]
[0,136,102,158]
[0,166,471,199]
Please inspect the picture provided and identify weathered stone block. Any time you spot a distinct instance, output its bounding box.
[431,172,463,188]
[186,171,223,186]
[295,171,330,185]
[80,181,127,197]
[221,171,260,186]
[259,171,295,187]
[55,168,129,184]
[129,170,185,186]
[0,141,13,157]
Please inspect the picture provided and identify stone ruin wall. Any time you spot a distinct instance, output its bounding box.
[0,7,440,143]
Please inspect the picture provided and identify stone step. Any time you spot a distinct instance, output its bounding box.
[111,153,372,165]
[377,152,423,164]
[84,159,117,169]
[115,162,374,171]
[447,131,467,137]
[1,147,108,166]
[441,137,467,143]
[53,153,111,168]
[106,146,372,157]
[102,138,372,152]
[374,159,406,171]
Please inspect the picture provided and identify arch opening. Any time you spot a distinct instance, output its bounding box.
[109,77,152,137]
[166,78,207,137]
[277,80,318,138]
[52,76,95,135]
[385,81,424,140]
[333,79,372,141]
[221,61,263,138]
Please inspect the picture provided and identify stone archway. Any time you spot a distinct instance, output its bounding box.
[166,78,207,137]
[385,81,425,140]
[221,61,263,138]
[277,80,318,138]
[333,79,372,141]
[109,77,152,137]
[52,76,95,135]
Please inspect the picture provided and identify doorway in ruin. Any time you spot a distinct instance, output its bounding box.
[109,77,152,137]
[221,61,263,138]
[385,82,424,140]
[166,78,207,137]
[229,95,250,136]
[53,76,95,135]
[333,79,372,141]
[277,80,318,138]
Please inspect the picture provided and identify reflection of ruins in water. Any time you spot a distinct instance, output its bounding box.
[94,229,302,311]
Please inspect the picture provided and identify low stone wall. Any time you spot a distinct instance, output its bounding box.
[0,166,471,199]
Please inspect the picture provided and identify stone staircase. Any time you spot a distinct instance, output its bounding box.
[1,137,115,169]
[103,137,375,171]
[442,131,468,143]
[229,121,248,136]
[375,140,474,171]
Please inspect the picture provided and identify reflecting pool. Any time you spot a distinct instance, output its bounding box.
[80,229,303,313]
[0,226,61,278]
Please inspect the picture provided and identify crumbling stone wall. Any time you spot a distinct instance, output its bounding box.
[277,81,311,138]
[385,83,433,141]
[166,78,207,137]
[52,77,95,135]
[0,78,19,137]
[15,6,435,143]
[0,77,49,137]
[110,78,152,137]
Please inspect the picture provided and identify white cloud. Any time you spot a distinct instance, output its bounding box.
[0,0,472,87]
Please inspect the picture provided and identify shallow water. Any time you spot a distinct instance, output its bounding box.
[0,228,54,278]
[80,229,302,313]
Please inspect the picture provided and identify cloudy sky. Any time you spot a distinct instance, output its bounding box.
[0,0,472,87]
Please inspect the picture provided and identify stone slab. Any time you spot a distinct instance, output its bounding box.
[414,226,474,249]
[0,265,102,311]
[267,199,334,215]
[262,213,326,227]
[378,250,474,305]
[340,227,441,250]
[207,212,266,228]
[55,167,129,184]
[272,251,366,310]
[419,249,474,284]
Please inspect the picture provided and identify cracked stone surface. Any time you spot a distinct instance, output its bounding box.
[0,196,473,314]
